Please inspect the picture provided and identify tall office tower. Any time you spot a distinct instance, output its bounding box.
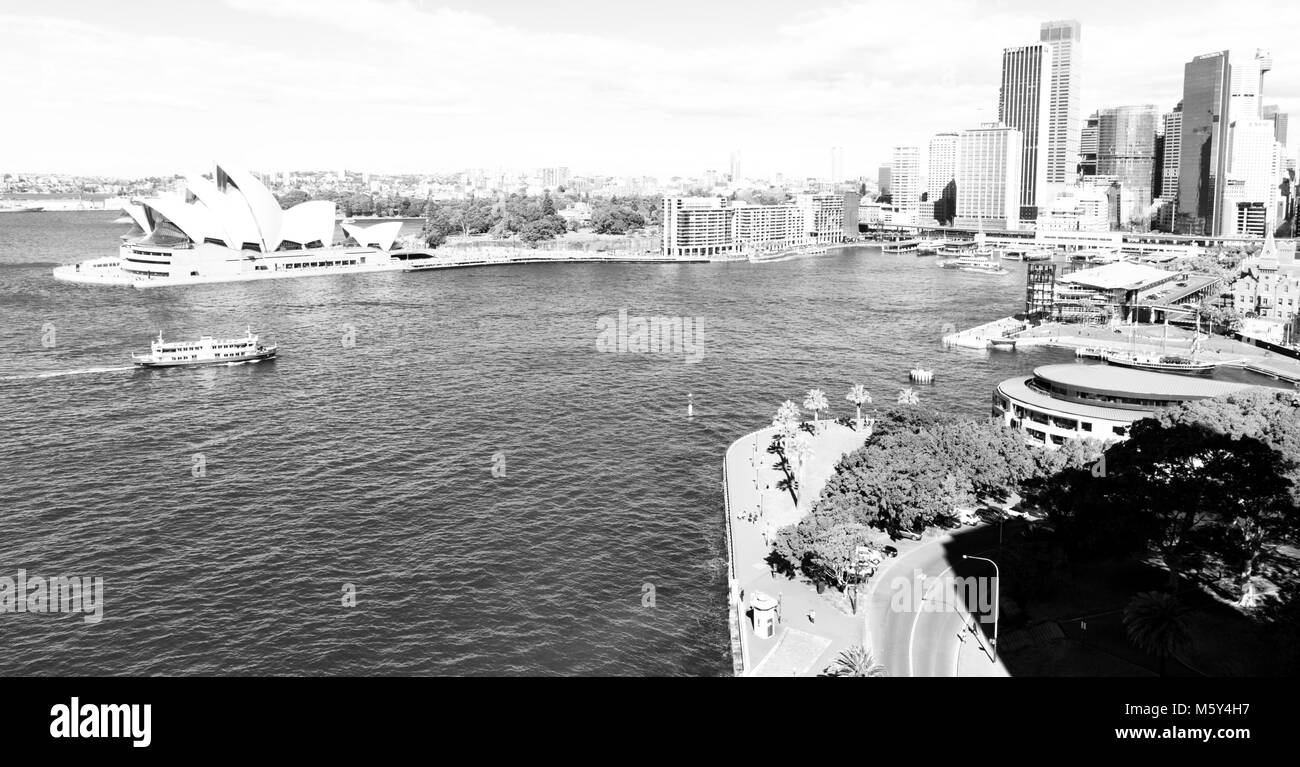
[877,164,892,197]
[1222,119,1279,236]
[1040,20,1082,191]
[927,133,959,224]
[831,147,844,183]
[955,123,1023,230]
[1155,104,1183,231]
[891,146,922,224]
[1097,106,1159,228]
[1078,112,1099,176]
[999,42,1053,219]
[1263,105,1290,147]
[1177,51,1233,235]
[1160,104,1183,201]
[1229,50,1270,121]
[729,151,743,183]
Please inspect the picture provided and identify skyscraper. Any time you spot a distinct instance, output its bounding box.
[1098,105,1159,228]
[1222,119,1279,236]
[1160,104,1183,202]
[1264,105,1290,148]
[877,164,891,197]
[1176,51,1233,235]
[1079,112,1099,177]
[729,151,743,183]
[1177,49,1274,236]
[928,133,959,224]
[1040,20,1082,190]
[999,42,1053,219]
[956,123,1023,230]
[891,146,922,224]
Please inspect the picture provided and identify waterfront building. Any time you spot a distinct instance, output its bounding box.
[1079,111,1099,177]
[662,197,737,258]
[1028,261,1218,323]
[53,163,411,287]
[661,194,855,256]
[1097,105,1160,229]
[795,193,850,243]
[1231,230,1300,322]
[1040,20,1083,193]
[891,146,922,224]
[999,42,1053,218]
[732,202,808,255]
[994,364,1255,448]
[955,123,1023,230]
[928,133,959,224]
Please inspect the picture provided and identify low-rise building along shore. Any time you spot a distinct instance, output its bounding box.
[994,363,1257,447]
[662,194,859,260]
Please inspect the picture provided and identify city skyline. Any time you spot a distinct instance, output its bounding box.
[1,1,1298,179]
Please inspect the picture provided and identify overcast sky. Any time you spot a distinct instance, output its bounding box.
[1,0,1297,179]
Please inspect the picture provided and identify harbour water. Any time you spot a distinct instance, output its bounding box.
[0,211,1105,675]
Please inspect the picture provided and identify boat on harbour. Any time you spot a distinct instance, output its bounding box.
[132,329,277,368]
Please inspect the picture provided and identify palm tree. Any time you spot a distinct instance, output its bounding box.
[803,388,829,431]
[790,432,814,505]
[846,384,872,431]
[828,645,888,677]
[897,387,920,406]
[1123,591,1192,677]
[772,400,801,442]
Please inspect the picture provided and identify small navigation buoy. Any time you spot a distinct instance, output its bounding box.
[688,393,694,418]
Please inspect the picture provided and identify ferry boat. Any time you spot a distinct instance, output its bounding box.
[915,239,947,256]
[132,329,277,368]
[882,237,921,254]
[1001,245,1052,262]
[938,255,1009,275]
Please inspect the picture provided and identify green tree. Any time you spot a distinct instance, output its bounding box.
[1123,591,1192,677]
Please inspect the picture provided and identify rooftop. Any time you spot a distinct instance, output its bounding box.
[1058,262,1177,291]
[1033,364,1257,398]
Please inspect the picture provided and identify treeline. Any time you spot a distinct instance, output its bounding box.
[273,188,662,248]
[419,192,661,248]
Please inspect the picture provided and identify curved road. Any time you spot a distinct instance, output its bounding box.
[865,524,1010,677]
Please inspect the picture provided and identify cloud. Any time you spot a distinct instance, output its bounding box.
[3,0,1298,176]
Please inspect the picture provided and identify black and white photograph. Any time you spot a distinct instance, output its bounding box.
[0,0,1295,749]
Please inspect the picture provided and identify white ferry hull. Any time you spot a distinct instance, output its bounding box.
[134,348,277,368]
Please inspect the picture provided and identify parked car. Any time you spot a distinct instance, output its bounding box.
[895,529,923,541]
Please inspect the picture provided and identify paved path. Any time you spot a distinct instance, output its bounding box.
[723,422,872,676]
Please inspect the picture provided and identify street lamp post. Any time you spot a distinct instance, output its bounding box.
[963,554,1000,663]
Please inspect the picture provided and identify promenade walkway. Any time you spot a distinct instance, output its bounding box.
[723,421,872,676]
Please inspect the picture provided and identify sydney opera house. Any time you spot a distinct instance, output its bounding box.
[53,164,425,287]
